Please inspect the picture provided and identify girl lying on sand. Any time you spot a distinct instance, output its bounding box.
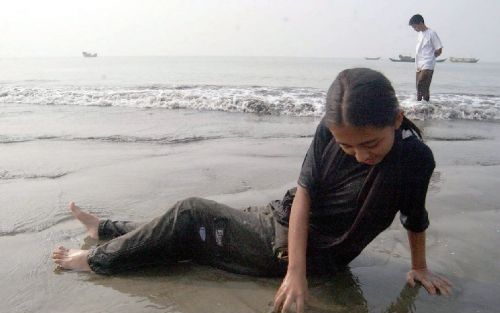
[53,68,451,313]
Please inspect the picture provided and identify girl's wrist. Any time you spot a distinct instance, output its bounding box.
[287,264,306,275]
[411,263,427,270]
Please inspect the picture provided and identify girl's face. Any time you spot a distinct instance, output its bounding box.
[329,113,403,165]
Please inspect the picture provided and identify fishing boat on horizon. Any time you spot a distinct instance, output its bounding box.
[449,57,479,63]
[82,51,98,58]
[389,54,446,63]
[389,54,415,62]
[364,57,380,60]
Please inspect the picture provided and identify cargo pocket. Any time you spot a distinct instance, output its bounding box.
[269,188,295,262]
[213,217,230,261]
[273,219,289,263]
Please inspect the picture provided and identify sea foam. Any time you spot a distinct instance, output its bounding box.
[1,85,499,120]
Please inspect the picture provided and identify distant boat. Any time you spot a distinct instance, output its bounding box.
[82,51,98,58]
[389,54,415,62]
[436,58,447,63]
[364,57,380,60]
[449,57,479,63]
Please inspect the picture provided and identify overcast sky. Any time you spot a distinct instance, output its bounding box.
[1,0,498,60]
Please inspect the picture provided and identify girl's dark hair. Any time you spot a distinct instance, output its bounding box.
[324,68,422,138]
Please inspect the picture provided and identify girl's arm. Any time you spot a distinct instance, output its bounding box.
[274,185,311,313]
[406,230,452,295]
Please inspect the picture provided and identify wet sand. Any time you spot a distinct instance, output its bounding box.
[1,104,499,312]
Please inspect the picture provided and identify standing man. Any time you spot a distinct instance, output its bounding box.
[409,14,443,102]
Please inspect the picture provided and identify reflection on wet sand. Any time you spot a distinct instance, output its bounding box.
[76,237,422,313]
[307,270,421,313]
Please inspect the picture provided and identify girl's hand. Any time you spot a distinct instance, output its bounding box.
[273,270,309,313]
[407,268,452,296]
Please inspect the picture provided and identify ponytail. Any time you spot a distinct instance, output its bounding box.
[401,116,422,139]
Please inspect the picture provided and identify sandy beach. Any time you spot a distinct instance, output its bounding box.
[1,100,499,312]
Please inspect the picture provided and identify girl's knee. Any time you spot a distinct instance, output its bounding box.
[178,196,205,207]
[176,197,216,214]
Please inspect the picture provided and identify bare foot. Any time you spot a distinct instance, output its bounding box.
[69,202,99,239]
[52,246,92,272]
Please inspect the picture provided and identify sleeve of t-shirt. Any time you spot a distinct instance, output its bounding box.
[431,30,443,50]
[399,141,435,232]
[297,120,332,192]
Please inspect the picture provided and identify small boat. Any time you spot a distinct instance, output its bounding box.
[364,57,380,60]
[82,51,98,58]
[389,54,415,62]
[449,57,479,63]
[436,58,447,63]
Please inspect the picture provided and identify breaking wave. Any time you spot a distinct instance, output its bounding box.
[1,84,499,120]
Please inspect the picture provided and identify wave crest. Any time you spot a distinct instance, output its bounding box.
[1,85,499,120]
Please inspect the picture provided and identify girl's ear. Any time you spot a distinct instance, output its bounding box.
[395,110,404,129]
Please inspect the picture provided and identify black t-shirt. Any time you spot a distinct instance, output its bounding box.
[299,129,371,238]
[291,120,433,249]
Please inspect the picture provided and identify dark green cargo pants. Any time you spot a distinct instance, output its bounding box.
[87,197,288,276]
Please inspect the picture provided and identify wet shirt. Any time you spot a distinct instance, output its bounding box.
[296,120,433,250]
[300,141,371,238]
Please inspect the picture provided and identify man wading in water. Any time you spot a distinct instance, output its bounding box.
[409,14,443,102]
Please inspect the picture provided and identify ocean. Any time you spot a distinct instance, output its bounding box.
[1,56,499,313]
[1,56,500,120]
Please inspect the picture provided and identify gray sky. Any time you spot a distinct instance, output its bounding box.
[1,0,498,60]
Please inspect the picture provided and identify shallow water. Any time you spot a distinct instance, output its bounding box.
[1,102,499,312]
